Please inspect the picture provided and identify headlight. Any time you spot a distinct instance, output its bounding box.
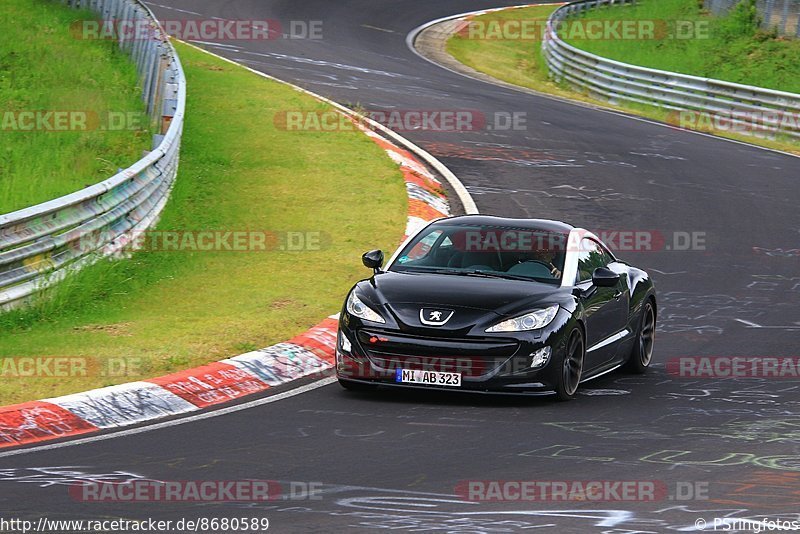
[486,304,559,332]
[346,291,385,324]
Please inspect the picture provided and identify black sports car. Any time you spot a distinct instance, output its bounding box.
[336,215,656,400]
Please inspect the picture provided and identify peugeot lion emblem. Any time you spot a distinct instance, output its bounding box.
[419,308,455,326]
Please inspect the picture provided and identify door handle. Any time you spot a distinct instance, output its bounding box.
[612,290,623,300]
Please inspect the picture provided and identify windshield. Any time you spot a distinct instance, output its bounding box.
[390,223,568,284]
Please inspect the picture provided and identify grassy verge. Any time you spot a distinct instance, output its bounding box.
[0,42,406,404]
[446,2,800,154]
[565,0,800,94]
[446,5,569,98]
[0,0,152,214]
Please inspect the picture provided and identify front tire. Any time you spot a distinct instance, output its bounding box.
[556,328,584,401]
[624,299,655,374]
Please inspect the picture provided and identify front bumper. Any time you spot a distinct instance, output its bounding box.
[335,318,571,393]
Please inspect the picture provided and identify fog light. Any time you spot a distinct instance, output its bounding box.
[530,346,551,368]
[340,332,352,353]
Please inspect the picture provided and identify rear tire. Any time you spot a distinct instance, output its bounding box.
[624,299,655,374]
[338,378,377,391]
[556,329,584,401]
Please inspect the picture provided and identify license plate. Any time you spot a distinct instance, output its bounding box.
[395,369,462,387]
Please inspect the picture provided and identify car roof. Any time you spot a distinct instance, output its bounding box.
[435,215,575,234]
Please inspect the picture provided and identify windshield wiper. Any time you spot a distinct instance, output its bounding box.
[400,267,552,283]
[463,270,535,282]
[422,268,535,282]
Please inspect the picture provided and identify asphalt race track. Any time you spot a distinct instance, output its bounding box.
[2,1,799,532]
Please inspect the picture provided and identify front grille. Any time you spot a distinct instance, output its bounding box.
[358,331,519,378]
[367,354,501,377]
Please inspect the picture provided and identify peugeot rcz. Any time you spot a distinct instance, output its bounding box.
[335,215,656,400]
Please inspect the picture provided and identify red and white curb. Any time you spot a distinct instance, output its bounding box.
[0,113,452,449]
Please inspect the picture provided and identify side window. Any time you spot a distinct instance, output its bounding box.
[403,230,443,261]
[576,238,613,283]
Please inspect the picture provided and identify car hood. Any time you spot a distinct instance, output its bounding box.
[361,271,564,327]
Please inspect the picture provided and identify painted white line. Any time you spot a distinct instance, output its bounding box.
[178,40,479,214]
[361,24,396,34]
[406,5,800,161]
[145,2,203,16]
[236,50,404,77]
[0,377,337,459]
[649,269,688,275]
[188,40,241,50]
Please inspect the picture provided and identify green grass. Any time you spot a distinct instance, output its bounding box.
[445,5,659,114]
[564,0,800,94]
[446,2,800,154]
[446,5,564,96]
[0,0,152,214]
[0,42,407,404]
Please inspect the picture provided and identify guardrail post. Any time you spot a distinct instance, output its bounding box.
[141,40,156,109]
[150,47,168,123]
[797,2,800,37]
[130,11,143,69]
[765,0,776,28]
[121,3,134,51]
[162,72,179,135]
[780,0,789,33]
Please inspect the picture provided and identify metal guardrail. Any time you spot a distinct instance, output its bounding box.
[0,0,185,309]
[542,0,800,139]
[707,0,800,37]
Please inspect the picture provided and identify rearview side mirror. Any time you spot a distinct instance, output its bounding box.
[592,267,620,287]
[362,249,384,273]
